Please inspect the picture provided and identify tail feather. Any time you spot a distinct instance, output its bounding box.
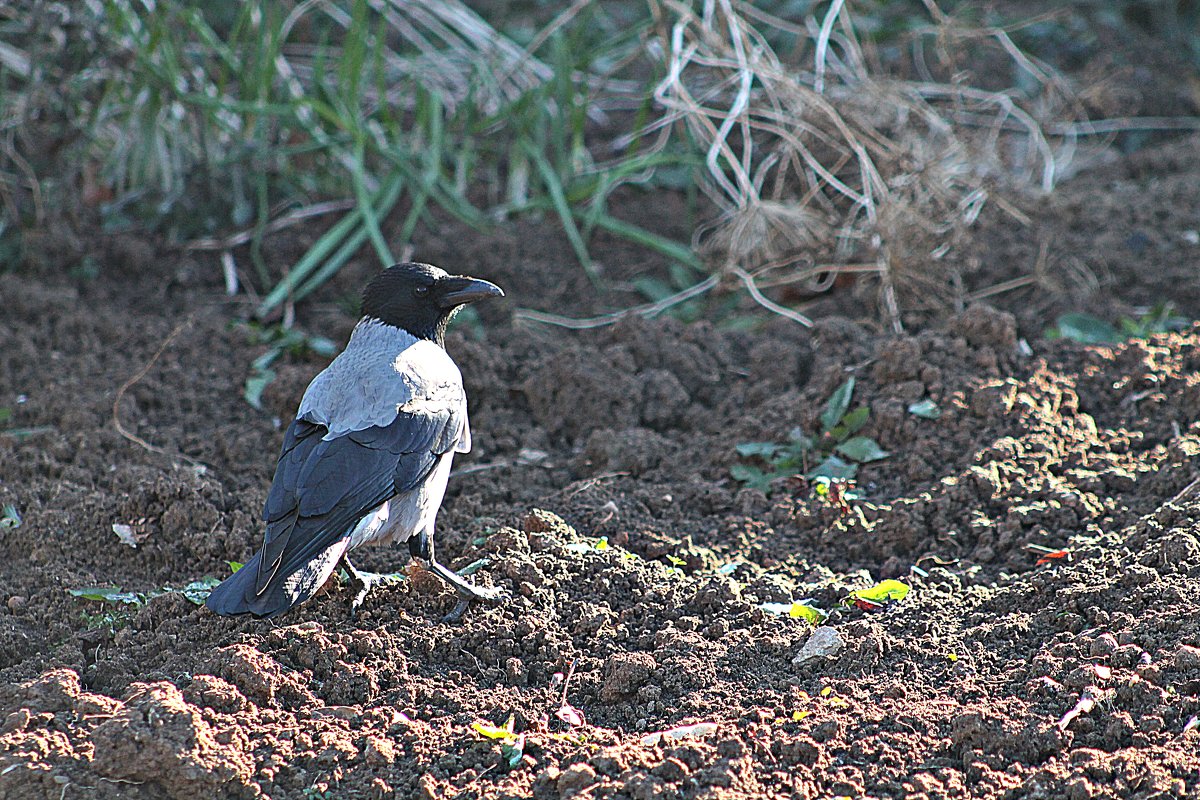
[206,540,350,617]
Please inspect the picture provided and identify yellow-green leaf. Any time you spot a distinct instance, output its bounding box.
[788,602,826,625]
[851,579,910,603]
[472,716,517,741]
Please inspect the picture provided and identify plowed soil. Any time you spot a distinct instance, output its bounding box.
[3,127,1200,799]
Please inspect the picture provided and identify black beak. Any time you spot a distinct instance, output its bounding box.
[439,276,505,309]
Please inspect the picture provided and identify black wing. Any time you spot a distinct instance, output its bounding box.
[206,401,465,617]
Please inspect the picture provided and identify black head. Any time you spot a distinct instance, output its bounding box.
[361,262,504,344]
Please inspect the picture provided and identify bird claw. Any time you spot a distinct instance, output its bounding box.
[438,583,507,624]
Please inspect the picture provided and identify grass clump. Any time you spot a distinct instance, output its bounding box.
[2,1,1157,330]
[2,0,699,316]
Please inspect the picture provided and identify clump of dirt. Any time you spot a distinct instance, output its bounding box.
[4,140,1200,800]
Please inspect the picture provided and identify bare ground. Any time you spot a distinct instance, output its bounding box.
[2,122,1200,800]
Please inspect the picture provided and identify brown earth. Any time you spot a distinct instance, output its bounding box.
[4,93,1200,800]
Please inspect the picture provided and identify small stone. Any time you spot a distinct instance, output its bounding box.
[1066,777,1095,800]
[504,657,528,685]
[1138,715,1164,733]
[417,775,439,800]
[792,626,844,665]
[7,596,26,611]
[523,509,572,535]
[1120,565,1157,587]
[1,708,31,734]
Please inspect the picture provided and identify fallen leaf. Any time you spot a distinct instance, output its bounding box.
[555,703,585,727]
[760,601,827,625]
[472,717,517,742]
[112,523,139,548]
[907,398,942,419]
[640,721,718,746]
[849,579,910,605]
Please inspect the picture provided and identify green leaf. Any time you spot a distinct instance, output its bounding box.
[807,455,857,480]
[631,276,677,303]
[0,504,21,529]
[820,377,856,432]
[851,579,910,604]
[67,587,142,605]
[227,561,245,573]
[830,405,869,438]
[730,464,775,491]
[244,369,275,411]
[306,335,339,357]
[250,348,279,371]
[1049,313,1121,344]
[907,399,941,419]
[501,734,527,769]
[456,558,490,577]
[523,141,597,285]
[788,602,828,624]
[835,436,889,463]
[179,577,221,605]
[736,442,781,459]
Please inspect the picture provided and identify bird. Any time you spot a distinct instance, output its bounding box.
[206,262,505,622]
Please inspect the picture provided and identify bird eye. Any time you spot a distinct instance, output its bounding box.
[413,285,430,297]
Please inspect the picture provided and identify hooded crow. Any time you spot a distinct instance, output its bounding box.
[206,262,505,621]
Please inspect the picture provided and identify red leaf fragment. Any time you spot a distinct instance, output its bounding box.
[1036,549,1070,565]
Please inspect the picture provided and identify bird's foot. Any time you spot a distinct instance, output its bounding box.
[424,560,506,623]
[341,560,405,617]
[441,584,506,624]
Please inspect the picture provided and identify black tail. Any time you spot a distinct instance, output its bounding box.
[205,542,348,618]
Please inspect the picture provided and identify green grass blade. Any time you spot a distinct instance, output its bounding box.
[350,137,396,267]
[588,214,701,270]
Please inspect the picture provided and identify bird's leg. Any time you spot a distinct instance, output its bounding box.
[339,555,405,616]
[408,528,505,622]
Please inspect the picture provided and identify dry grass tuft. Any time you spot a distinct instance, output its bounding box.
[644,0,1084,328]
